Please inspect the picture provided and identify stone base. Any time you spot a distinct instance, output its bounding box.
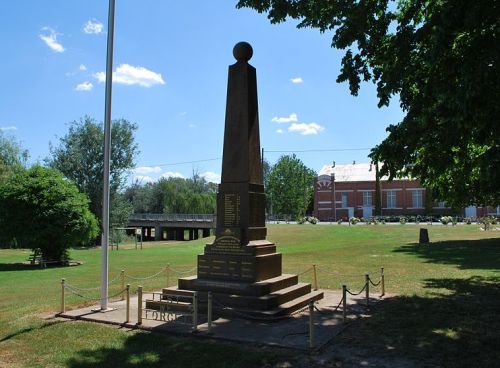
[164,274,323,320]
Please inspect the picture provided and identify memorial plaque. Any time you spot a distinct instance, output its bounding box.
[223,193,240,227]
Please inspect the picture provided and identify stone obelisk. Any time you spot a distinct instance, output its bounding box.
[198,41,281,282]
[174,42,323,318]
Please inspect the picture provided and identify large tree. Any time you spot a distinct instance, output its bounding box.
[48,116,139,228]
[267,154,316,218]
[0,166,98,259]
[0,132,28,179]
[124,174,217,214]
[238,0,500,207]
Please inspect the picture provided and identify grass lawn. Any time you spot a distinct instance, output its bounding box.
[0,224,499,367]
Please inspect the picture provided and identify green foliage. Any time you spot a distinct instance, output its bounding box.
[266,154,315,218]
[125,174,217,214]
[48,116,139,229]
[0,131,28,179]
[238,0,500,207]
[0,166,98,259]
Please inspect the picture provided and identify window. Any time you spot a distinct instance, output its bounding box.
[362,191,372,207]
[412,190,423,208]
[341,193,348,208]
[436,201,446,208]
[387,191,397,208]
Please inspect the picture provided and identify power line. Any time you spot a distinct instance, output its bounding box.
[139,157,222,168]
[265,148,371,153]
[130,147,372,170]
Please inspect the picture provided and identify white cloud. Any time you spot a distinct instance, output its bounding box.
[200,171,221,184]
[83,20,104,34]
[79,64,87,71]
[290,77,303,84]
[271,113,298,124]
[289,122,325,135]
[160,171,185,179]
[133,175,155,183]
[133,166,162,174]
[39,27,64,53]
[94,64,165,87]
[75,81,93,91]
[0,126,17,131]
[276,129,284,134]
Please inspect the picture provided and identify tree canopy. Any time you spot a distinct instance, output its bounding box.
[238,0,500,207]
[267,154,316,218]
[48,116,139,227]
[0,166,98,259]
[0,132,28,179]
[125,174,217,214]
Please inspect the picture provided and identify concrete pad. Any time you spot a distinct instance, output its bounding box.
[59,289,386,351]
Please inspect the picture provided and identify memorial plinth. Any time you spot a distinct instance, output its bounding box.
[163,42,323,319]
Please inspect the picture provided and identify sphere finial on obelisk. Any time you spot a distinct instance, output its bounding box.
[233,41,253,62]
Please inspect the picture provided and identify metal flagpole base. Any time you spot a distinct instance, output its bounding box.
[91,307,116,313]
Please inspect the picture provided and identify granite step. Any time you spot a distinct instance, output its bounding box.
[225,290,325,320]
[210,282,312,310]
[176,273,299,297]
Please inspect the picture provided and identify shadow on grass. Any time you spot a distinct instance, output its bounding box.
[65,330,289,368]
[0,320,66,342]
[337,276,500,368]
[394,238,500,270]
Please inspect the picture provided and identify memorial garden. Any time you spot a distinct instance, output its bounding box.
[1,224,499,367]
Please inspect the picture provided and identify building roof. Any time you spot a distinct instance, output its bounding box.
[318,163,391,182]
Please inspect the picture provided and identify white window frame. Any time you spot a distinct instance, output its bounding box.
[411,190,423,208]
[341,193,348,208]
[362,191,372,207]
[387,190,397,209]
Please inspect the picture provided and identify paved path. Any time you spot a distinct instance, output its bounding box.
[59,290,385,351]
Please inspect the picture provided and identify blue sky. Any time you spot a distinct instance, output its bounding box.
[0,0,404,184]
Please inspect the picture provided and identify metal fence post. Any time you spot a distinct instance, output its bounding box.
[121,269,125,300]
[312,264,319,291]
[137,286,143,325]
[207,292,213,333]
[342,285,347,322]
[166,264,170,287]
[365,273,370,308]
[309,301,315,349]
[61,278,66,313]
[381,267,385,296]
[192,291,198,332]
[125,284,130,323]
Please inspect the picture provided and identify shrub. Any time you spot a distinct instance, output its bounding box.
[440,216,453,225]
[308,216,318,224]
[464,217,473,224]
[337,218,343,225]
[349,217,360,225]
[297,216,306,224]
[399,216,407,225]
[0,166,98,260]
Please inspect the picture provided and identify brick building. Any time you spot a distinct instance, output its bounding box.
[313,163,499,221]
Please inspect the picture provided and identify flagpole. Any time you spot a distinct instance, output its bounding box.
[100,0,116,311]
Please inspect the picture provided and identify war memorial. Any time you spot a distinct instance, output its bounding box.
[163,42,323,318]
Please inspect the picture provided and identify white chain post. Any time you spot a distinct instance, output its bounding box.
[309,301,315,349]
[365,273,370,307]
[137,286,143,325]
[125,284,130,323]
[207,292,213,333]
[61,278,66,313]
[342,285,347,322]
[381,267,385,296]
[192,291,198,332]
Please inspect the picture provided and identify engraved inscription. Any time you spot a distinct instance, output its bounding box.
[223,193,240,227]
